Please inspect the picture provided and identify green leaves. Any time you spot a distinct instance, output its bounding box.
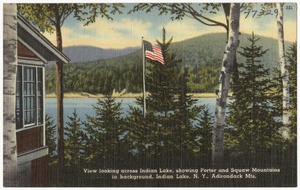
[129,3,227,28]
[18,3,125,33]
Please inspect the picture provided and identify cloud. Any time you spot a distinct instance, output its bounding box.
[239,17,276,38]
[42,17,153,49]
[42,8,296,49]
[161,19,219,42]
[60,17,153,48]
[239,16,296,43]
[159,14,227,42]
[284,20,297,42]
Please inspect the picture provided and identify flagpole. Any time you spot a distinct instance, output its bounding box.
[142,37,146,118]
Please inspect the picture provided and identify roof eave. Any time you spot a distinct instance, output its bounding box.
[17,14,70,64]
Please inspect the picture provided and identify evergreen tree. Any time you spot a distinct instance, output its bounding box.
[64,109,85,186]
[226,33,281,167]
[45,114,57,186]
[172,67,204,167]
[270,43,297,143]
[195,106,213,167]
[125,28,203,169]
[280,42,297,186]
[271,68,283,119]
[83,95,124,168]
[286,43,297,142]
[124,106,152,168]
[269,43,297,186]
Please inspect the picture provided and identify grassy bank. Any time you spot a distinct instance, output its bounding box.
[46,92,223,98]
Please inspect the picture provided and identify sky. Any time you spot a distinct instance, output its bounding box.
[39,3,298,49]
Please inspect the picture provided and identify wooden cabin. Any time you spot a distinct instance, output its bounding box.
[16,15,70,186]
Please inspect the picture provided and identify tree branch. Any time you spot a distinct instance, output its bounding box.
[37,4,56,25]
[184,4,228,30]
[60,4,74,26]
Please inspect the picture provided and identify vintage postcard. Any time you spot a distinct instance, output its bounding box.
[3,2,297,187]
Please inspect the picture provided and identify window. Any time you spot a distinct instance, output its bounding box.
[16,65,44,129]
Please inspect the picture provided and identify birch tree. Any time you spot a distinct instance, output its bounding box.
[3,3,18,187]
[249,2,292,136]
[276,3,290,129]
[212,3,240,167]
[18,4,124,186]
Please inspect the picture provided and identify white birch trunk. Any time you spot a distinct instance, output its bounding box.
[212,3,240,168]
[276,3,290,127]
[3,3,18,187]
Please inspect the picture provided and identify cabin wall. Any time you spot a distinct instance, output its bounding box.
[17,127,43,153]
[16,40,49,187]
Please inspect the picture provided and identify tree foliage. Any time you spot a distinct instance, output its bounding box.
[59,32,297,187]
[129,3,227,30]
[83,95,125,168]
[286,43,297,142]
[124,29,204,168]
[18,4,125,33]
[195,106,213,166]
[64,110,85,186]
[45,114,58,186]
[225,33,281,167]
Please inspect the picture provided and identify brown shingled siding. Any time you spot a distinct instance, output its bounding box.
[16,127,43,154]
[18,41,38,58]
[31,155,48,187]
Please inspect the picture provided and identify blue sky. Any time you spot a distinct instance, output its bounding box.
[42,3,297,49]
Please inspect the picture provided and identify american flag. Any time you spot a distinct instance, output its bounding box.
[143,40,164,65]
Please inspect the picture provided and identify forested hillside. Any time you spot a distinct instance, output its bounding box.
[45,32,285,94]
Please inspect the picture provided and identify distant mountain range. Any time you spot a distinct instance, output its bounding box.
[62,46,140,63]
[61,32,291,69]
[46,32,294,94]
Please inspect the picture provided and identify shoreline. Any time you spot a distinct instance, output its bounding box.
[46,92,222,99]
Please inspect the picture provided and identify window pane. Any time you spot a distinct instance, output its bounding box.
[25,111,29,124]
[18,66,44,127]
[32,97,36,109]
[25,97,28,109]
[23,67,36,126]
[24,110,34,125]
[30,111,34,123]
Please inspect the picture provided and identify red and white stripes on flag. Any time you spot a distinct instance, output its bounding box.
[143,40,164,65]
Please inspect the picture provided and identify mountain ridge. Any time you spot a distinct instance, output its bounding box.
[62,45,140,63]
[65,32,290,69]
[46,32,294,94]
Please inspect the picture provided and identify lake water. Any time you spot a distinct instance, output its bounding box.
[46,98,217,124]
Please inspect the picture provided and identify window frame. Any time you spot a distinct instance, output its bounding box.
[16,58,45,132]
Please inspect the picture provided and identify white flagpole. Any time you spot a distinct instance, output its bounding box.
[142,37,146,118]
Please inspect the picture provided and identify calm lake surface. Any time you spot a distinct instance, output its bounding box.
[46,98,217,124]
